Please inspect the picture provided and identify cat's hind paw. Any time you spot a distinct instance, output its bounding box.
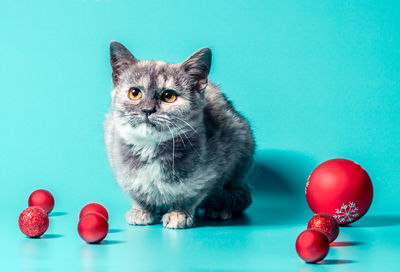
[205,210,232,220]
[162,211,194,229]
[126,208,155,225]
[202,185,252,220]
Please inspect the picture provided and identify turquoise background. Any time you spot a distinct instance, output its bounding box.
[1,0,399,271]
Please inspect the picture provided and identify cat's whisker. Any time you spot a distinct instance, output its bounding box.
[155,115,170,121]
[164,119,202,159]
[165,123,178,183]
[163,120,187,149]
[155,126,165,152]
[118,118,131,127]
[174,116,199,135]
[176,126,201,158]
[167,121,201,159]
[164,125,185,185]
[180,130,202,159]
[177,132,186,148]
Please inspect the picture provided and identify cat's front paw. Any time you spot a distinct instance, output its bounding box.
[126,208,155,225]
[162,211,194,229]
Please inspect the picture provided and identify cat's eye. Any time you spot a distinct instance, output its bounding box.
[161,90,177,103]
[128,88,142,100]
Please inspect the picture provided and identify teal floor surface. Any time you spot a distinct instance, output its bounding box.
[4,191,400,271]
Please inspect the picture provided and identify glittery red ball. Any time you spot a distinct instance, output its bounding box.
[19,207,49,238]
[28,189,55,214]
[296,229,329,263]
[78,212,109,243]
[307,213,339,243]
[79,203,109,221]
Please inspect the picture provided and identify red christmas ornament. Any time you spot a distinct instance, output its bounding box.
[19,207,49,238]
[79,203,109,221]
[306,159,373,225]
[296,229,329,263]
[307,213,339,243]
[28,189,55,214]
[78,212,109,243]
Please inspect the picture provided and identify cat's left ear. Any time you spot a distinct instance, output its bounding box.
[182,48,212,91]
[110,41,138,84]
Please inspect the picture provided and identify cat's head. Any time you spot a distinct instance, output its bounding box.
[109,41,211,143]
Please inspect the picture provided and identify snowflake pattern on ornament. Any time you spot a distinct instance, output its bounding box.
[333,201,359,223]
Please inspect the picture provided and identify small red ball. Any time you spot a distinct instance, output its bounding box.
[79,203,108,221]
[308,213,339,243]
[296,229,330,263]
[19,207,49,238]
[28,189,55,214]
[306,159,373,225]
[78,212,109,243]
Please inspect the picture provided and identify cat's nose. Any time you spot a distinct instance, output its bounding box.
[142,108,157,117]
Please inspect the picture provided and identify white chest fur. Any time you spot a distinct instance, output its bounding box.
[117,159,191,205]
[116,158,219,208]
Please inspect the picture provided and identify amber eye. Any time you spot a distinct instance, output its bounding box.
[161,90,177,103]
[128,88,142,100]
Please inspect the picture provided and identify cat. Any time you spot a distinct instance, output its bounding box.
[104,41,255,229]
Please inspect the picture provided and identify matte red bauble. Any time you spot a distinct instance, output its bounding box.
[28,189,55,214]
[296,229,329,263]
[79,203,109,221]
[306,159,373,225]
[78,212,108,243]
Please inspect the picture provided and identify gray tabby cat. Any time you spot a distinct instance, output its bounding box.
[104,41,254,229]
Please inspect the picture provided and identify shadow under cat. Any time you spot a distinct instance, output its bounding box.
[196,149,317,227]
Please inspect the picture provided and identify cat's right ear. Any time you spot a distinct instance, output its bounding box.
[110,41,138,84]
